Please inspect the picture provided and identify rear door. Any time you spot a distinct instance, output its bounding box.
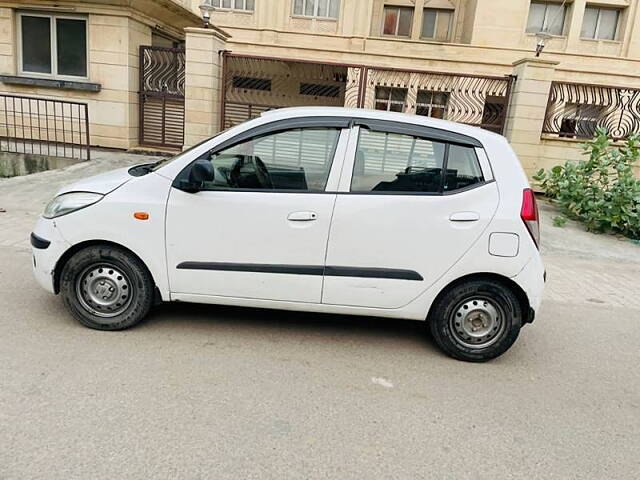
[322,122,499,309]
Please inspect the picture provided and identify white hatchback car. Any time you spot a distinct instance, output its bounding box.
[32,107,544,362]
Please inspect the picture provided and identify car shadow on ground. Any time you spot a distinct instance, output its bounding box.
[142,300,438,351]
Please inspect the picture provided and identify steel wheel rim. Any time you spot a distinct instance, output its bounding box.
[75,263,133,319]
[449,297,506,349]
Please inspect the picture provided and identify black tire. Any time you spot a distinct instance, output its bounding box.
[428,279,523,362]
[60,245,155,331]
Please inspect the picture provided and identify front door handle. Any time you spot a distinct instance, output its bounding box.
[450,211,480,222]
[288,211,318,222]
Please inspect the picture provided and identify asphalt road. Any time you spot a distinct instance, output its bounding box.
[1,156,640,479]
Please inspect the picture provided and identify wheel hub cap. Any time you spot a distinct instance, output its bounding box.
[449,298,505,349]
[76,264,132,319]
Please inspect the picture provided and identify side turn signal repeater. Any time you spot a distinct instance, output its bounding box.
[133,212,150,221]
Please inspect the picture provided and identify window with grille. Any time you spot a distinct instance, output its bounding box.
[416,91,449,119]
[581,6,621,40]
[421,8,453,41]
[375,87,407,112]
[382,6,413,37]
[560,103,605,138]
[232,76,272,91]
[526,1,567,36]
[293,0,341,19]
[207,0,255,11]
[299,83,341,98]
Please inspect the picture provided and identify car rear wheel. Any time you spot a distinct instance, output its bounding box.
[60,245,154,331]
[428,279,523,362]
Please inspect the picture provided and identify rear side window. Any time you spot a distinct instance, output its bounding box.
[444,144,484,192]
[351,128,484,194]
[351,129,446,193]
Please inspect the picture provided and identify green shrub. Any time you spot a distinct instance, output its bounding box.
[533,128,640,239]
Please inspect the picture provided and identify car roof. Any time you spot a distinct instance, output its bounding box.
[260,107,505,144]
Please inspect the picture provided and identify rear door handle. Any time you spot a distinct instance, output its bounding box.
[449,211,480,222]
[287,211,318,222]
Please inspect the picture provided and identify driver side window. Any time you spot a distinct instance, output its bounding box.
[200,128,341,192]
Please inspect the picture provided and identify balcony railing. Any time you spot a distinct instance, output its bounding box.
[0,93,90,160]
[543,82,640,141]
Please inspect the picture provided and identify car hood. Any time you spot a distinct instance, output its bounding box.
[56,166,134,196]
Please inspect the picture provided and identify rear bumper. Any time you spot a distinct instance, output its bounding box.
[511,254,545,320]
[31,218,71,294]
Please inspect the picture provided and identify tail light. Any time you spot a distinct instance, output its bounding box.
[521,188,540,248]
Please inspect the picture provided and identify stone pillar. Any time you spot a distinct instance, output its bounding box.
[566,0,587,51]
[504,57,559,178]
[183,27,228,149]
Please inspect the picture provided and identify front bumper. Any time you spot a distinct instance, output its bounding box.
[31,217,71,294]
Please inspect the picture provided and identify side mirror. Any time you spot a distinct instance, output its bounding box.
[188,159,215,188]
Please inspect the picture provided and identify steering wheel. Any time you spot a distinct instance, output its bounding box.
[229,155,274,189]
[252,156,274,189]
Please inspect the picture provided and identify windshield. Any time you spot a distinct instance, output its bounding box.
[151,134,220,172]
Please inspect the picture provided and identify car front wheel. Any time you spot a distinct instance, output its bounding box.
[429,279,523,362]
[60,245,155,330]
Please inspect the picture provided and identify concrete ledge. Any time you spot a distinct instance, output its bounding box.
[0,75,102,92]
[0,152,84,178]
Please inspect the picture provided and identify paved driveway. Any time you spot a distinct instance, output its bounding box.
[1,154,639,479]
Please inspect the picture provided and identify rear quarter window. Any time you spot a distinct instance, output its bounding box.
[444,144,484,192]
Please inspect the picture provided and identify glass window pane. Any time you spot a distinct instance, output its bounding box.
[544,3,565,35]
[435,10,452,40]
[234,0,243,9]
[390,88,407,101]
[444,145,484,191]
[21,16,51,74]
[597,9,619,40]
[383,8,398,35]
[222,0,232,8]
[422,9,437,38]
[294,0,303,15]
[328,0,340,18]
[351,130,445,193]
[317,0,329,17]
[581,7,598,38]
[204,128,340,191]
[56,19,87,77]
[246,0,255,10]
[305,0,316,16]
[397,8,413,36]
[526,2,545,33]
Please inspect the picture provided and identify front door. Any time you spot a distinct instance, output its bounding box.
[322,124,499,309]
[166,126,347,303]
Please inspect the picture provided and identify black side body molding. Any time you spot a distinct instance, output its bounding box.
[176,262,423,281]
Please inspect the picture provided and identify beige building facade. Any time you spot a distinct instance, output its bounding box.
[0,0,198,150]
[185,0,640,176]
[0,0,638,176]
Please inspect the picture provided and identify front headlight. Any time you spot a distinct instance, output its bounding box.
[43,192,104,219]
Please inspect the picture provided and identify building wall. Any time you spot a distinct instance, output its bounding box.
[187,0,640,175]
[0,1,197,150]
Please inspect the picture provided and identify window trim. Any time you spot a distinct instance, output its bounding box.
[292,0,341,19]
[374,86,407,112]
[16,11,89,81]
[581,6,621,41]
[526,1,568,36]
[381,5,414,37]
[206,0,255,12]
[421,8,454,41]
